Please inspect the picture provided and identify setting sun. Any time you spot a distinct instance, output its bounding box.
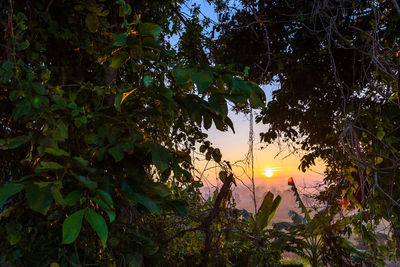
[264,169,274,178]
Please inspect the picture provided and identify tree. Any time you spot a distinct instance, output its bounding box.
[0,0,266,265]
[213,0,400,257]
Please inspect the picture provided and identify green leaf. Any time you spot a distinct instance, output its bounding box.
[144,75,152,86]
[375,156,383,165]
[64,190,83,206]
[127,253,143,267]
[32,82,45,95]
[203,113,212,130]
[249,90,263,108]
[0,135,31,150]
[44,147,70,157]
[244,66,250,76]
[6,222,21,245]
[377,127,385,140]
[224,117,235,133]
[142,36,162,51]
[190,69,213,93]
[72,173,98,191]
[73,156,89,167]
[0,183,24,206]
[139,23,162,37]
[13,98,31,120]
[232,78,265,105]
[255,192,281,231]
[53,122,68,141]
[122,181,159,212]
[147,183,170,197]
[96,189,114,208]
[208,95,228,118]
[35,161,64,171]
[118,0,132,16]
[90,197,116,222]
[232,78,250,95]
[108,144,124,162]
[25,183,53,215]
[110,51,129,69]
[51,184,67,206]
[32,96,49,109]
[113,33,127,46]
[129,191,159,212]
[170,200,189,216]
[173,68,191,84]
[212,148,222,163]
[1,61,13,83]
[84,208,108,248]
[41,69,51,82]
[62,209,85,244]
[290,182,311,222]
[150,144,170,172]
[86,13,99,33]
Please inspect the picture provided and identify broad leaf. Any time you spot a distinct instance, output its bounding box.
[6,222,21,245]
[53,122,68,141]
[255,192,281,231]
[108,144,124,162]
[64,190,83,206]
[90,197,116,222]
[25,183,53,215]
[35,161,64,172]
[13,99,31,120]
[172,68,191,84]
[190,69,213,93]
[147,183,170,198]
[96,189,114,208]
[122,181,159,212]
[113,33,127,46]
[150,144,170,172]
[84,208,108,248]
[127,253,143,267]
[110,51,129,69]
[51,184,67,206]
[169,200,188,216]
[32,82,45,95]
[1,61,13,83]
[208,95,228,118]
[62,209,85,244]
[72,173,98,191]
[86,13,99,33]
[249,90,263,108]
[144,75,152,86]
[0,135,31,150]
[139,23,162,37]
[44,147,70,157]
[0,183,24,206]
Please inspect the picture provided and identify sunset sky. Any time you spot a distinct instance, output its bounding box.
[197,84,325,209]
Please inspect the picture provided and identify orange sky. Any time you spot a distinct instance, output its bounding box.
[194,85,326,214]
[197,109,325,185]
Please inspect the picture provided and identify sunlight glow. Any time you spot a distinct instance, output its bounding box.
[264,169,274,178]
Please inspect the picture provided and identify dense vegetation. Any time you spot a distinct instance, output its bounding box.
[0,0,399,266]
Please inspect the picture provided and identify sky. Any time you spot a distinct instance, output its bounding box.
[198,84,325,189]
[176,1,326,212]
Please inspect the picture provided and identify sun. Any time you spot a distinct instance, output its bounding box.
[264,169,274,178]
